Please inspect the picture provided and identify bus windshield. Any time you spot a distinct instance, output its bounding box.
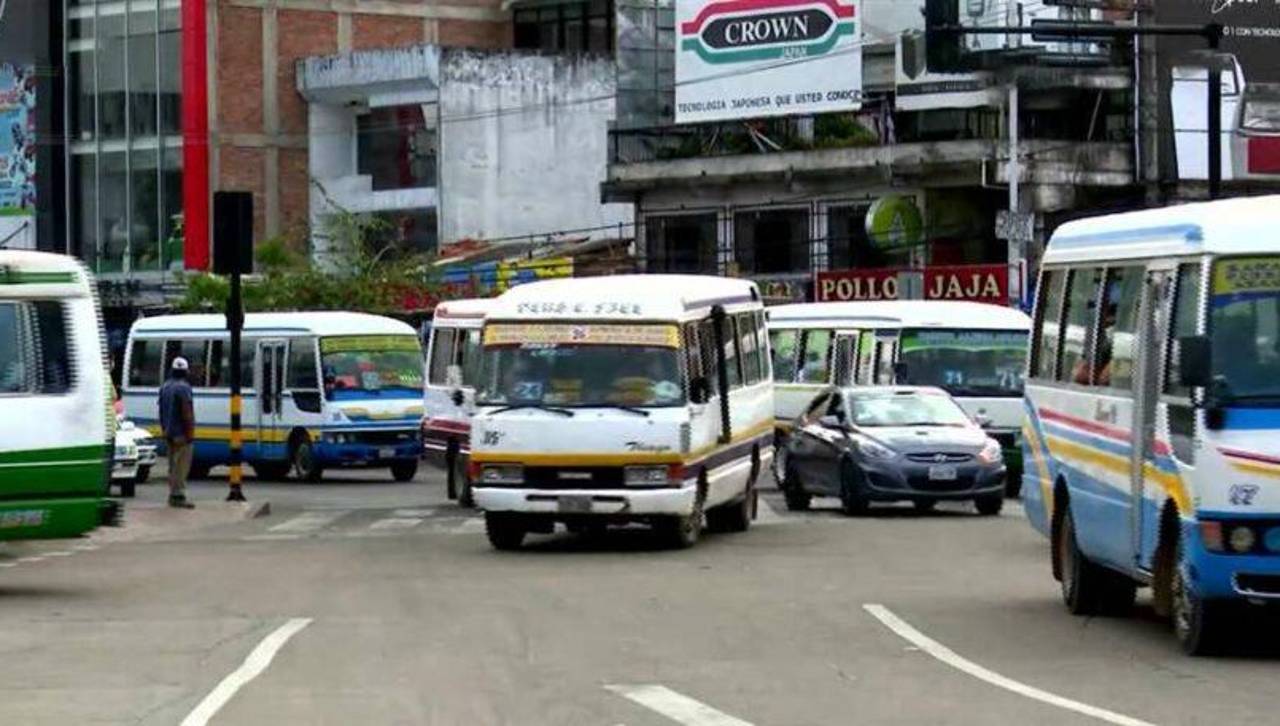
[1210,257,1280,403]
[320,335,423,400]
[897,329,1026,398]
[477,323,684,408]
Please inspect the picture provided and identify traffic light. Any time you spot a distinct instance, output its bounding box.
[924,0,966,74]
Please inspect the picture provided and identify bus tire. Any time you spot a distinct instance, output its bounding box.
[390,460,418,482]
[1058,509,1133,616]
[292,436,324,483]
[445,446,459,500]
[839,458,869,516]
[1172,533,1231,656]
[120,479,136,498]
[136,465,151,484]
[485,512,526,551]
[658,480,705,548]
[782,462,811,512]
[457,459,475,508]
[707,482,752,534]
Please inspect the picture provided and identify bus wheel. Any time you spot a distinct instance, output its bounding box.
[136,466,151,484]
[485,513,526,551]
[120,479,136,498]
[1058,509,1135,616]
[445,448,459,500]
[292,436,324,483]
[457,460,475,508]
[1172,534,1231,656]
[658,488,704,549]
[839,459,869,516]
[707,483,752,534]
[390,460,418,482]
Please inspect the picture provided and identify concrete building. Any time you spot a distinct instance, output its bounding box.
[296,45,630,262]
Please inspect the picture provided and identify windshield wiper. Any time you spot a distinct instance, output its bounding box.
[581,404,651,418]
[482,403,575,417]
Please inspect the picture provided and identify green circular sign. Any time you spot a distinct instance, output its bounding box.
[865,195,924,250]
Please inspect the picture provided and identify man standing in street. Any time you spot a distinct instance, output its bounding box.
[159,357,196,509]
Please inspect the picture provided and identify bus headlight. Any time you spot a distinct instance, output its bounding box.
[1229,525,1257,554]
[625,465,673,486]
[977,439,1003,465]
[481,464,523,485]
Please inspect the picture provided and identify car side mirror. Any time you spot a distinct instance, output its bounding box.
[893,362,909,383]
[690,376,711,405]
[1178,335,1212,389]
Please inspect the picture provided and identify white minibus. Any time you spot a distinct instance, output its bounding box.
[422,298,491,505]
[469,275,774,549]
[123,312,425,482]
[768,301,1030,493]
[1024,195,1280,654]
[0,251,118,540]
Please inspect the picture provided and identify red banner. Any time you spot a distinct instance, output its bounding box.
[814,265,1008,304]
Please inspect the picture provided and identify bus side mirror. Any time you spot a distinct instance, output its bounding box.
[690,376,711,405]
[893,362,909,383]
[451,389,465,407]
[1177,335,1211,389]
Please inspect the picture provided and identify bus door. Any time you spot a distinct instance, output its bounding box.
[832,331,860,386]
[1130,269,1173,568]
[256,339,288,459]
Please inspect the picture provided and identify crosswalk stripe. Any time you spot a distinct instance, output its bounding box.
[605,684,754,726]
[451,517,486,534]
[368,517,423,531]
[392,508,436,518]
[269,510,348,533]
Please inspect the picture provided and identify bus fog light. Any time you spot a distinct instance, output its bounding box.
[1200,521,1224,552]
[1265,527,1280,553]
[625,466,670,486]
[481,464,523,484]
[1229,526,1257,554]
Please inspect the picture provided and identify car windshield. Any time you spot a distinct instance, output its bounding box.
[1210,256,1280,402]
[320,335,423,400]
[850,392,972,427]
[476,322,684,408]
[897,328,1026,397]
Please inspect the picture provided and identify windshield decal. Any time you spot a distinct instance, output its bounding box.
[1212,257,1280,305]
[320,335,420,353]
[484,323,680,348]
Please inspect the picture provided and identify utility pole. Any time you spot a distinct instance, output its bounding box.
[213,191,253,503]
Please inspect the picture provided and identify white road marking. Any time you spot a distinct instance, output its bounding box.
[368,517,423,531]
[16,556,44,563]
[72,543,98,551]
[242,534,303,542]
[268,510,348,534]
[862,604,1155,726]
[180,617,312,726]
[0,562,17,568]
[605,684,754,726]
[451,517,486,534]
[393,508,435,518]
[44,551,73,557]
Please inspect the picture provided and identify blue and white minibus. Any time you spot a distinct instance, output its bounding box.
[1024,195,1280,654]
[123,312,425,482]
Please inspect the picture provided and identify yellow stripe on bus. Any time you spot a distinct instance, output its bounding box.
[1044,435,1191,514]
[471,421,774,468]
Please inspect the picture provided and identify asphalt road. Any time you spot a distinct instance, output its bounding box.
[0,466,1277,726]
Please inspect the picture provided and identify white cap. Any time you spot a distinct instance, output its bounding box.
[171,357,189,371]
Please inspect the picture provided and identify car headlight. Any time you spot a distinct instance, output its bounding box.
[481,464,523,485]
[977,439,1003,464]
[624,465,676,487]
[857,439,897,460]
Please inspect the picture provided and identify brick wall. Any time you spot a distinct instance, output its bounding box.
[278,10,337,138]
[353,14,424,51]
[216,6,263,133]
[439,19,511,49]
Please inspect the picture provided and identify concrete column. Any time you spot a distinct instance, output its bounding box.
[338,13,353,53]
[423,18,439,43]
[262,4,280,238]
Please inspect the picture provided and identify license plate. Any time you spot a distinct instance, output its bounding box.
[557,495,593,514]
[378,447,396,459]
[928,465,958,481]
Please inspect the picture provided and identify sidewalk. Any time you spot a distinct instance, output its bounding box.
[94,475,271,544]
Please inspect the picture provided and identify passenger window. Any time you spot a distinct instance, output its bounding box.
[755,311,770,381]
[164,339,209,386]
[738,314,761,385]
[428,329,457,386]
[286,339,319,389]
[722,315,742,389]
[875,338,897,383]
[211,340,255,390]
[1096,267,1144,390]
[1059,268,1103,385]
[770,329,798,382]
[1032,269,1067,380]
[128,339,164,387]
[1166,263,1202,397]
[799,329,832,383]
[832,334,858,386]
[698,319,721,395]
[856,330,875,383]
[459,329,482,386]
[0,302,74,395]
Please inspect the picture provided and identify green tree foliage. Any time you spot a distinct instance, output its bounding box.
[175,205,442,315]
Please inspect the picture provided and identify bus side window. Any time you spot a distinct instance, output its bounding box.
[164,339,210,387]
[755,311,770,382]
[696,318,721,395]
[1096,266,1144,390]
[856,330,875,384]
[1059,268,1104,385]
[1165,263,1203,398]
[738,313,761,386]
[799,329,832,383]
[875,338,897,384]
[1031,269,1067,380]
[428,329,457,386]
[128,339,164,387]
[287,338,322,413]
[0,301,73,395]
[459,329,482,386]
[722,315,743,389]
[769,328,798,383]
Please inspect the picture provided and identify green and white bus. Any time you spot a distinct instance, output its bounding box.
[0,251,118,541]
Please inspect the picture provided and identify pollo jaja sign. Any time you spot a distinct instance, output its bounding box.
[675,0,862,123]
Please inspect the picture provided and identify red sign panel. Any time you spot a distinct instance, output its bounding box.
[814,265,1008,304]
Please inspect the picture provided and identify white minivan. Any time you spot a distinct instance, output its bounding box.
[469,275,774,549]
[422,298,491,505]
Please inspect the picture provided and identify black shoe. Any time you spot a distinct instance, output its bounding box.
[168,497,195,509]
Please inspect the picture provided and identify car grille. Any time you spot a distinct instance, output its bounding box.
[907,474,976,492]
[523,467,625,489]
[905,452,973,463]
[1236,574,1280,596]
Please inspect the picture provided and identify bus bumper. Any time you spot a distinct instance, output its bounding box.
[474,483,699,518]
[314,438,422,467]
[1187,521,1280,600]
[0,497,108,541]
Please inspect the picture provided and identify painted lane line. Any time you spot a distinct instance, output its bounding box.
[368,517,423,531]
[16,556,45,564]
[180,617,313,726]
[44,551,73,557]
[605,684,754,726]
[0,562,17,568]
[451,517,486,534]
[268,511,348,533]
[72,543,99,551]
[862,604,1155,726]
[242,534,302,542]
[393,508,435,518]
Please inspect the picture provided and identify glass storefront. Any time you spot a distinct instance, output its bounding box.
[66,0,183,275]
